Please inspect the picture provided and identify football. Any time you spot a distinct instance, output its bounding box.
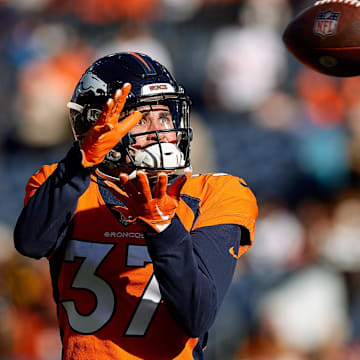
[282,0,360,77]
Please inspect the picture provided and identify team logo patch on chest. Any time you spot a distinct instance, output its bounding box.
[314,10,341,37]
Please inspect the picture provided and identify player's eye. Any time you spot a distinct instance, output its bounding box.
[159,112,173,126]
[159,116,171,124]
[136,117,148,126]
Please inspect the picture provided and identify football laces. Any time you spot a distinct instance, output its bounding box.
[314,0,360,7]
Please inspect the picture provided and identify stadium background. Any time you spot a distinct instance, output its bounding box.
[1,0,360,358]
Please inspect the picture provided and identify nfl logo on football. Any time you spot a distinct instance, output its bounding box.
[313,10,341,37]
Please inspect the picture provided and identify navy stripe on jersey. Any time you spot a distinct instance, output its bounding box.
[180,194,201,228]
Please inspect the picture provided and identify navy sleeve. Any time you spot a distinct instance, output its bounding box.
[144,215,240,338]
[14,144,92,259]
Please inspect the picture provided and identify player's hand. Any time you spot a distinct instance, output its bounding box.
[105,171,186,233]
[80,83,142,168]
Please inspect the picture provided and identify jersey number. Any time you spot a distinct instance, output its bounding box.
[61,240,161,336]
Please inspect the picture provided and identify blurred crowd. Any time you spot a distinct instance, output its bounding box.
[1,0,360,359]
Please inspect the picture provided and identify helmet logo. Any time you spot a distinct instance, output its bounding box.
[141,83,175,96]
[75,73,108,97]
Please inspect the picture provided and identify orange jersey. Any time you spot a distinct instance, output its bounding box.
[20,164,257,360]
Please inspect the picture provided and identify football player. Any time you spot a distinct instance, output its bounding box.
[14,52,258,360]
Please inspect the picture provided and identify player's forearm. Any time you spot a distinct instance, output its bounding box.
[145,217,239,338]
[14,145,91,259]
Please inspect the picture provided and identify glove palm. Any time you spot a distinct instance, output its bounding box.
[106,171,186,233]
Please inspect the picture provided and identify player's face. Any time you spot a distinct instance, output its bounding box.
[107,103,182,177]
[127,104,177,148]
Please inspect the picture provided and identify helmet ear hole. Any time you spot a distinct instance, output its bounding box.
[85,107,102,125]
[107,150,122,161]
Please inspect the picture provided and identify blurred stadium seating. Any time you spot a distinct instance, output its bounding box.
[2,0,360,358]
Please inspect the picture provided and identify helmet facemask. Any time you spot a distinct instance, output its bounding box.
[68,93,192,180]
[101,94,192,178]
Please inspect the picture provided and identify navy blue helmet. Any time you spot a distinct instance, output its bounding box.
[67,52,192,176]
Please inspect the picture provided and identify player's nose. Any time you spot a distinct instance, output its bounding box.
[146,128,168,142]
[146,115,166,130]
